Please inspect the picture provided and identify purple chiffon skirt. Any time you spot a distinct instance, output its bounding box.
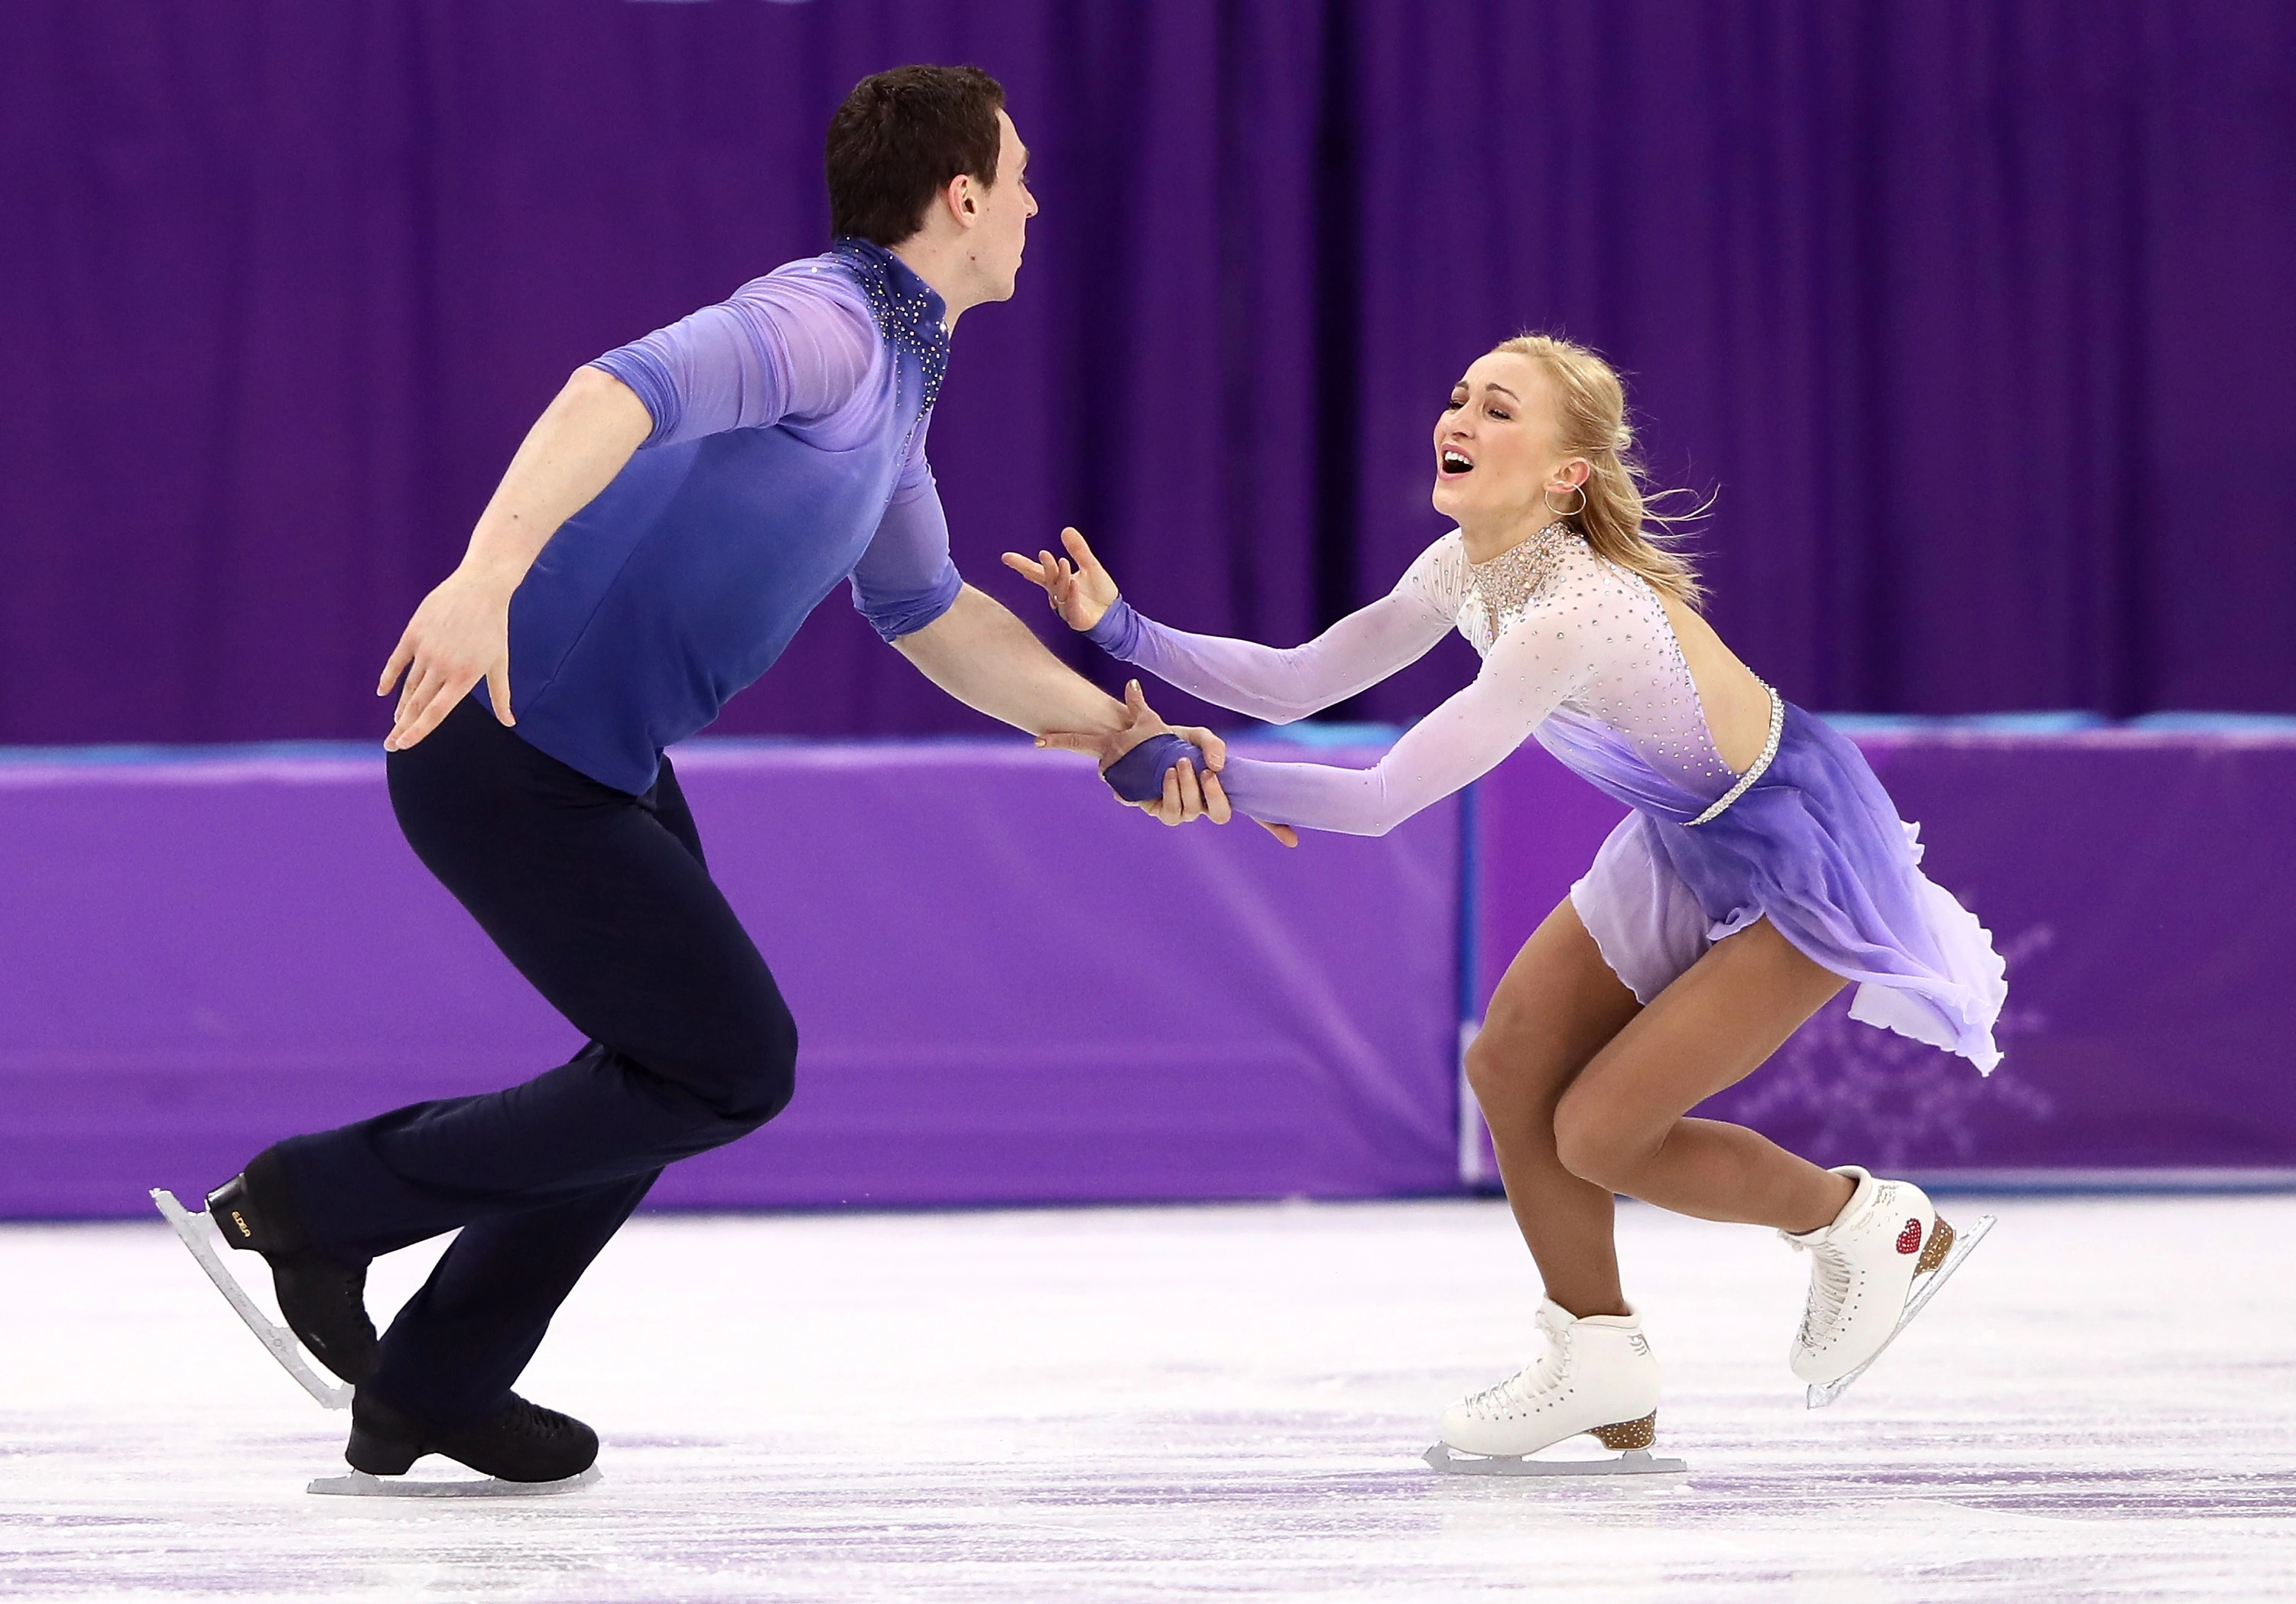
[1567,704,2006,1072]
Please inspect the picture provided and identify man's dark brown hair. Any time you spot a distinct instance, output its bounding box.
[826,66,1006,246]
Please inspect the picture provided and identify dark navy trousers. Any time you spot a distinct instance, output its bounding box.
[274,696,797,1425]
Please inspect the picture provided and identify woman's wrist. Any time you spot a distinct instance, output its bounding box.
[1102,731,1201,803]
[1086,595,1142,657]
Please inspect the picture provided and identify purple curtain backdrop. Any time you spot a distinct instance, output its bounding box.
[2,2,2290,748]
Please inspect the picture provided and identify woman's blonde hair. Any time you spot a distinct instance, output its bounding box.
[1488,333,1707,609]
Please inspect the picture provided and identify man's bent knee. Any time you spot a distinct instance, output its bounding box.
[677,1003,799,1130]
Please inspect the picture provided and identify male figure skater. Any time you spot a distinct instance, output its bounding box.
[198,65,1220,1485]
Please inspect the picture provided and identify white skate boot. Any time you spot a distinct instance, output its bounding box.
[1424,1299,1684,1476]
[1785,1165,1996,1409]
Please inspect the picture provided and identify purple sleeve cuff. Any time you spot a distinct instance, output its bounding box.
[1086,596,1145,660]
[856,562,963,643]
[1103,733,1204,804]
[585,354,675,446]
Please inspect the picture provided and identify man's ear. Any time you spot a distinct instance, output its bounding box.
[943,174,978,229]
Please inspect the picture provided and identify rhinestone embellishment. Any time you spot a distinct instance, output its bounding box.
[1461,521,1578,651]
[828,236,950,414]
[1684,683,1784,826]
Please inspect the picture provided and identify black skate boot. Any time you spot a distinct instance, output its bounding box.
[346,1391,600,1483]
[206,1148,378,1385]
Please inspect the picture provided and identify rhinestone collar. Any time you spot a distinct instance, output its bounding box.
[1464,521,1582,640]
[827,236,950,414]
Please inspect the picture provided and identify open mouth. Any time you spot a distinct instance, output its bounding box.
[1439,448,1474,476]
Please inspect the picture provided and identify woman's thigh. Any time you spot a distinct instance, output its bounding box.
[1557,917,1843,1152]
[1466,897,1643,1122]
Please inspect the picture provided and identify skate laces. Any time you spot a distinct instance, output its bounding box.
[1788,1235,1856,1348]
[1463,1304,1574,1416]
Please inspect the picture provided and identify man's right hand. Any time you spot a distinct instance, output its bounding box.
[377,567,518,752]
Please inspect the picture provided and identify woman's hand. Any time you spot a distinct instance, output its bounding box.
[1001,525,1121,632]
[377,565,518,751]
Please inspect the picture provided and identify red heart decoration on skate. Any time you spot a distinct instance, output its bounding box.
[1895,1218,1923,1255]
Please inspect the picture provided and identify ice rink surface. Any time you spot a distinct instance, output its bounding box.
[5,1194,2294,1602]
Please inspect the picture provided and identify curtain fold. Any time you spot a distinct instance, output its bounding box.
[1,0,2288,745]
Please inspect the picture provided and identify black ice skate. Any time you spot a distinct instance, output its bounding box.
[200,1151,379,1385]
[307,1391,602,1498]
[151,1187,350,1408]
[150,1150,375,1407]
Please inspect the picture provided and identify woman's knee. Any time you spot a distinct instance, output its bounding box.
[1551,1086,1647,1193]
[1463,1024,1572,1122]
[1461,1031,1515,1110]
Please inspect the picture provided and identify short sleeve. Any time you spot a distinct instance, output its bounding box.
[588,267,877,448]
[849,417,962,641]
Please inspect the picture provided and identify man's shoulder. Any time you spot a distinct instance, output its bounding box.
[722,254,875,321]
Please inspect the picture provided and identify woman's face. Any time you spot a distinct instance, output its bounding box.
[1431,351,1583,525]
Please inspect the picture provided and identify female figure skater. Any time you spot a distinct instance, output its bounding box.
[1006,333,2006,1463]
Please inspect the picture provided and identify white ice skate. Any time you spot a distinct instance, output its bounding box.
[1424,1299,1685,1476]
[151,1188,350,1410]
[1784,1166,1996,1409]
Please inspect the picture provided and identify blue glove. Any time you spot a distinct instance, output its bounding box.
[1103,732,1206,804]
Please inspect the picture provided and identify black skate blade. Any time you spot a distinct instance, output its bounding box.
[307,1466,602,1498]
[1424,1444,1687,1477]
[149,1188,352,1411]
[1806,1211,1998,1411]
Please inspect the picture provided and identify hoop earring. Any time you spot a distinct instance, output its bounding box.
[1544,482,1589,518]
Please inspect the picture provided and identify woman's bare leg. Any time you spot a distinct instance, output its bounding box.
[1552,918,1854,1234]
[1463,899,1643,1319]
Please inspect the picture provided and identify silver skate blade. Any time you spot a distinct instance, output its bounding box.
[149,1188,352,1411]
[307,1466,602,1498]
[1807,1211,1998,1410]
[1423,1444,1687,1477]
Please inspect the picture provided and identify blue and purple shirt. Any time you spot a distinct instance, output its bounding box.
[502,239,962,794]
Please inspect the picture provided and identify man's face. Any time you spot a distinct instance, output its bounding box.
[966,110,1036,300]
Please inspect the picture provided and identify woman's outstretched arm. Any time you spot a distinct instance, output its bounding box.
[1210,614,1589,836]
[1003,528,1457,723]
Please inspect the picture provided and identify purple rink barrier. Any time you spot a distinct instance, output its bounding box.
[0,740,1460,1220]
[1466,719,2296,1183]
[5,721,2293,1221]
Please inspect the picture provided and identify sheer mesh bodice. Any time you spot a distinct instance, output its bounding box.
[1092,523,1746,835]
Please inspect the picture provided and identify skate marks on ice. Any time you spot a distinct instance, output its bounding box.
[148,1188,350,1411]
[11,1198,2296,1601]
[1806,1212,1997,1410]
[307,1466,602,1498]
[1423,1443,1688,1476]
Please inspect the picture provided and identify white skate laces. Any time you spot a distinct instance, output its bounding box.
[1793,1236,1857,1351]
[1456,1301,1574,1420]
[1436,1298,1664,1460]
[1782,1165,1956,1387]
